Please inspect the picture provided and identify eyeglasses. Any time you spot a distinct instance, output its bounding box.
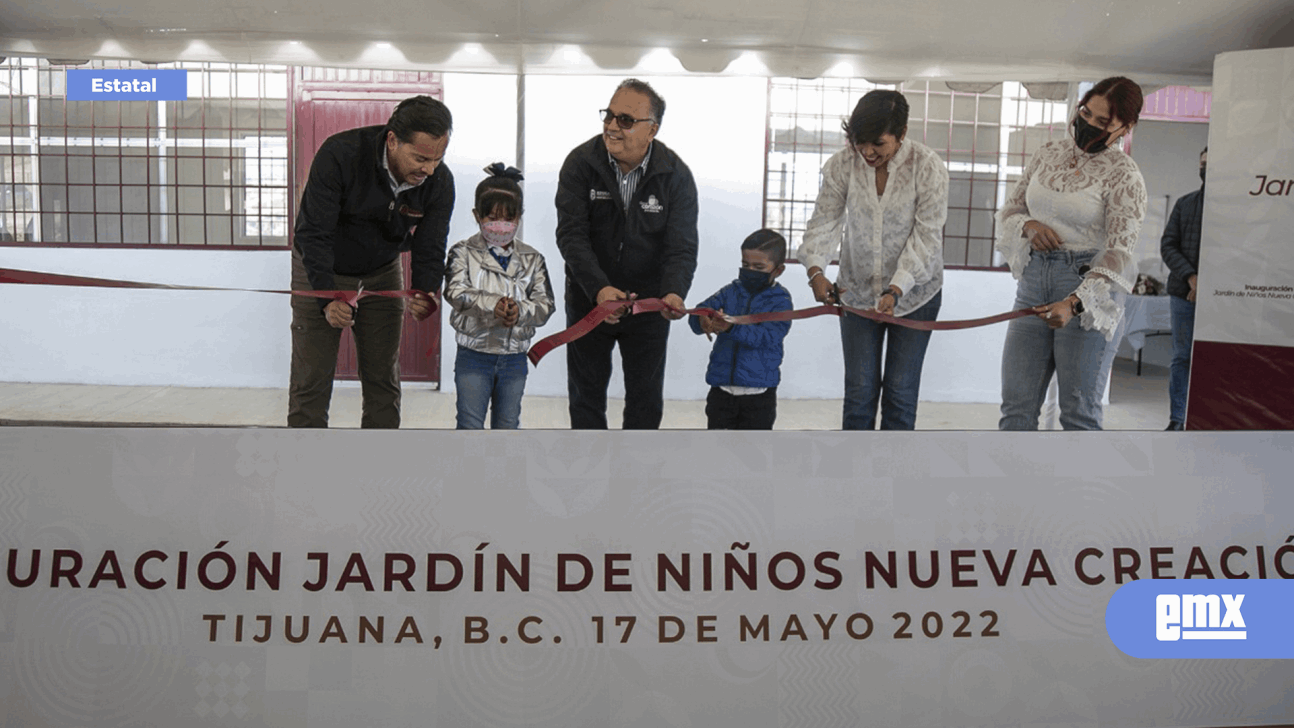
[1078,105,1122,132]
[600,108,654,130]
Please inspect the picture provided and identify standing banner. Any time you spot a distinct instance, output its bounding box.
[2,428,1293,727]
[1189,46,1294,429]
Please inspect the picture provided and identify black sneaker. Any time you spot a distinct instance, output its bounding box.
[1165,421,1184,431]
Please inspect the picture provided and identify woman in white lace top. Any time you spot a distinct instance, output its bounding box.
[797,90,950,430]
[996,76,1148,430]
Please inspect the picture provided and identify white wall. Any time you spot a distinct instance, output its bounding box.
[1130,119,1211,279]
[2,72,1019,403]
[1,247,292,387]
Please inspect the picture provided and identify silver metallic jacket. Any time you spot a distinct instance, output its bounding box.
[445,233,555,354]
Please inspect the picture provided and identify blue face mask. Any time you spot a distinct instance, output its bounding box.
[738,267,773,294]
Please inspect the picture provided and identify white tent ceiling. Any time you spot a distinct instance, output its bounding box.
[1,0,1291,85]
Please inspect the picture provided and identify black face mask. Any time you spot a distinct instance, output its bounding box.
[1200,165,1207,183]
[1073,116,1113,154]
[738,267,773,294]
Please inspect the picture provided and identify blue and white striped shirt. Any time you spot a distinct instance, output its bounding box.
[608,143,653,213]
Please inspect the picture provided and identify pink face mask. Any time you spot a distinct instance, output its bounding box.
[481,220,518,249]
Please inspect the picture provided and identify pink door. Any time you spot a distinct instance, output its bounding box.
[290,69,445,384]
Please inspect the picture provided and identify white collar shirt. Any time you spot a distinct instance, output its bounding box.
[381,145,425,197]
[796,139,950,316]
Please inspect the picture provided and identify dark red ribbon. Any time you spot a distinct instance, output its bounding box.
[527,297,1034,365]
[0,267,437,311]
[2,268,1034,369]
[0,267,441,358]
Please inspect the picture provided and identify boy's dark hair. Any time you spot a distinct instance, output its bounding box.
[386,96,453,143]
[842,90,909,146]
[741,228,788,267]
[617,78,666,125]
[475,163,524,220]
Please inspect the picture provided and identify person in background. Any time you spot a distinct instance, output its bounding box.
[444,164,554,429]
[797,89,949,430]
[1160,146,1207,431]
[690,229,794,430]
[996,76,1148,430]
[555,78,699,429]
[289,96,452,428]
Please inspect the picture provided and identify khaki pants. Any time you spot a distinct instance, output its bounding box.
[288,251,405,428]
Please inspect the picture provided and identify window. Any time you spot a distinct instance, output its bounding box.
[764,78,1074,269]
[0,57,289,247]
[242,135,288,238]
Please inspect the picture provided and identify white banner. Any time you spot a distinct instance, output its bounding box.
[1186,46,1294,429]
[1195,46,1294,347]
[2,428,1293,727]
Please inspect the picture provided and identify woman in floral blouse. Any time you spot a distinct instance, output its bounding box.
[996,76,1148,430]
[797,90,950,430]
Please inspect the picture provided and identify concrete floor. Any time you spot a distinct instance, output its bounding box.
[0,357,1172,430]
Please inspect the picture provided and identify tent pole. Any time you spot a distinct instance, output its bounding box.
[516,68,526,239]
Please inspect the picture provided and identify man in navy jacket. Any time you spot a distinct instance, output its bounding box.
[289,96,454,428]
[555,79,699,429]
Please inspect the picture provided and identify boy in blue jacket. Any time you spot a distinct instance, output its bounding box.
[690,229,794,429]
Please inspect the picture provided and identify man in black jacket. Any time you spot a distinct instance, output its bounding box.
[555,79,699,429]
[289,96,454,428]
[1160,146,1206,431]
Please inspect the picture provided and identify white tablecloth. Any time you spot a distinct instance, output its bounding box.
[1121,294,1173,351]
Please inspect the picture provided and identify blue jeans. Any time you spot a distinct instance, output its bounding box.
[840,290,941,430]
[1168,294,1195,425]
[454,346,528,429]
[999,250,1109,430]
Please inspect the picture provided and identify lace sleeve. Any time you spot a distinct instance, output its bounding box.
[1074,277,1121,340]
[797,150,850,272]
[1089,159,1147,293]
[994,150,1043,279]
[1074,159,1146,340]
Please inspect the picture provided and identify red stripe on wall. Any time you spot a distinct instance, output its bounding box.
[1188,341,1294,430]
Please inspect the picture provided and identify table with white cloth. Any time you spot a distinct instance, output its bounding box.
[1120,294,1173,374]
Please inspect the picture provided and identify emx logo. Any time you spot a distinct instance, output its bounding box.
[1107,579,1293,658]
[1156,593,1245,641]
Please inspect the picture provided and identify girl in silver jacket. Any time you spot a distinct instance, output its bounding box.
[445,164,555,429]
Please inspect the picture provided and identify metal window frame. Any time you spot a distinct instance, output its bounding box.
[0,57,292,250]
[763,78,1075,271]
